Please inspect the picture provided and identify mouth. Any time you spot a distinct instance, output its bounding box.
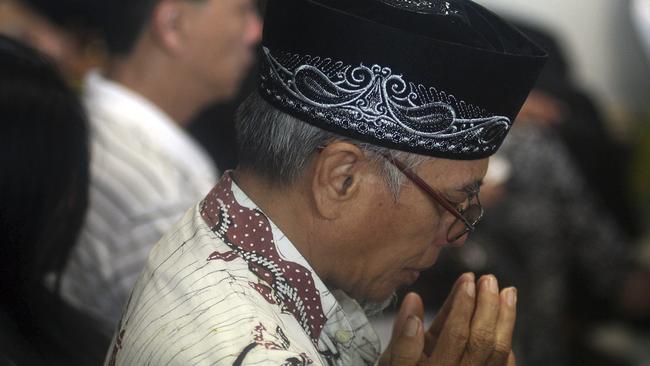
[402,254,440,285]
[398,246,442,287]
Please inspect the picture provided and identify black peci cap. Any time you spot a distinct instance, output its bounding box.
[259,0,547,159]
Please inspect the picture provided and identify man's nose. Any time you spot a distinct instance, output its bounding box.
[432,232,468,248]
[449,232,469,247]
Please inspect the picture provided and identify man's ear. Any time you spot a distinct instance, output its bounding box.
[312,142,366,220]
[149,0,185,54]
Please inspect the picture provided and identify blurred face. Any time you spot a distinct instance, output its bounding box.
[181,0,262,100]
[329,157,489,303]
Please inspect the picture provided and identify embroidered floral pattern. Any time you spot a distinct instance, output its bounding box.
[260,46,511,157]
[378,0,462,15]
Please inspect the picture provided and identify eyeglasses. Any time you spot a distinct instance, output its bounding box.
[384,156,484,243]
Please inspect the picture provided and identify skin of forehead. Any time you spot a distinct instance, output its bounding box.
[418,157,488,194]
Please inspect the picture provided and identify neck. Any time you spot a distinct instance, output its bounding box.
[231,169,339,286]
[103,50,211,126]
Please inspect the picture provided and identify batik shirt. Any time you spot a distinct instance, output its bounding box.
[105,173,381,365]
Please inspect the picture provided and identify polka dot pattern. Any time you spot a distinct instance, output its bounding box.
[200,174,328,345]
[249,282,277,305]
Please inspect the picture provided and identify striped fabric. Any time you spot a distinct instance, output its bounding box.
[60,71,218,333]
[105,173,381,365]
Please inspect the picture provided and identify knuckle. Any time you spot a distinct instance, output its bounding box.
[486,345,511,366]
[481,297,500,312]
[487,351,510,366]
[390,352,418,366]
[467,328,496,352]
[493,340,512,356]
[447,327,470,344]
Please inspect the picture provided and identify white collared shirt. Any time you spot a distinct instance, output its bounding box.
[61,71,218,332]
[104,173,381,365]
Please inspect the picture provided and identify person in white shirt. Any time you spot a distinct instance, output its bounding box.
[105,0,548,364]
[60,0,262,332]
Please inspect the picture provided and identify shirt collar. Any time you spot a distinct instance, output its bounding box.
[201,173,380,361]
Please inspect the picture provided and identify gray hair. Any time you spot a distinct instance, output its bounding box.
[236,92,430,197]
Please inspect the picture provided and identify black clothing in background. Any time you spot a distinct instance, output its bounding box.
[0,35,109,366]
[513,21,640,238]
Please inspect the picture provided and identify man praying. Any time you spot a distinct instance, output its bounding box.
[105,0,546,364]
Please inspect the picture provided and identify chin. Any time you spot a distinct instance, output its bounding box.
[360,292,397,317]
[216,82,240,101]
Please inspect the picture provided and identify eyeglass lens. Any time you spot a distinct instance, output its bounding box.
[447,204,483,242]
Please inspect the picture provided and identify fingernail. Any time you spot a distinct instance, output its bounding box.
[404,315,420,337]
[467,272,476,282]
[465,279,475,297]
[488,276,498,294]
[507,288,517,307]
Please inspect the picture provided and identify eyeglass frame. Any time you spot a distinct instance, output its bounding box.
[383,155,484,243]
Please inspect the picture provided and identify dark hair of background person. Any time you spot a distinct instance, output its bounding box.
[0,35,108,365]
[89,0,218,56]
[27,0,162,56]
[96,0,159,55]
[20,0,103,38]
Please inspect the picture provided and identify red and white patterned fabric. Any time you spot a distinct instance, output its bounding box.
[105,173,381,365]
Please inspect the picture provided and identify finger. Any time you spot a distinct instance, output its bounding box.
[506,351,516,366]
[392,292,425,339]
[427,274,476,366]
[460,275,500,366]
[426,273,475,353]
[486,288,517,366]
[387,315,425,366]
[379,294,426,366]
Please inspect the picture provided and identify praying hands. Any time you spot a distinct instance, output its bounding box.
[380,273,518,366]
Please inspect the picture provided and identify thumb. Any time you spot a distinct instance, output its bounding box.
[380,293,426,366]
[392,293,425,338]
[386,314,425,365]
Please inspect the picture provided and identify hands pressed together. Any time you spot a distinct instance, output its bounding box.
[379,273,518,366]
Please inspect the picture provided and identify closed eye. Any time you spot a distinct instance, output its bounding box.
[447,181,482,205]
[444,193,468,205]
[460,181,482,196]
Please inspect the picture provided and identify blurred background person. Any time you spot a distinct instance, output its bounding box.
[512,21,641,239]
[187,1,268,173]
[57,0,262,334]
[0,35,107,365]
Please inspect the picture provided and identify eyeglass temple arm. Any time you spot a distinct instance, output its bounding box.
[386,156,475,230]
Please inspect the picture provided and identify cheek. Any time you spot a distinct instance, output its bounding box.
[364,194,438,257]
[211,11,250,49]
[391,202,440,246]
[363,214,433,277]
[343,192,437,300]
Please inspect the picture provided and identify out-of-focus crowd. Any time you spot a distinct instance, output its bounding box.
[0,0,647,365]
